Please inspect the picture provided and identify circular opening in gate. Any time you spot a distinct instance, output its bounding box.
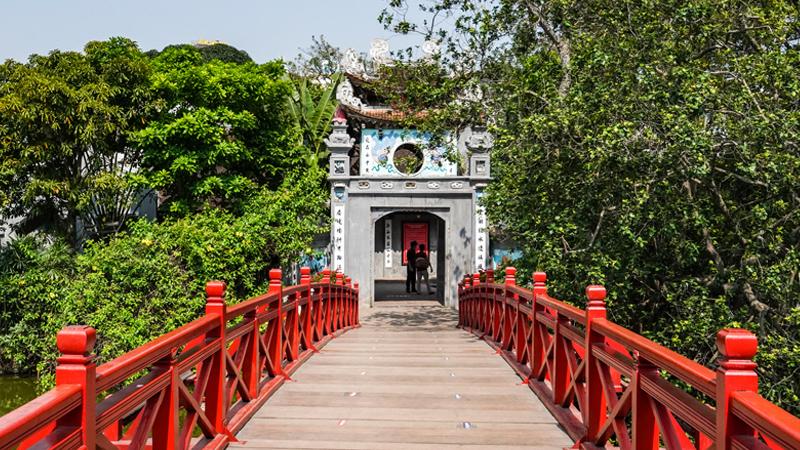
[392,143,424,175]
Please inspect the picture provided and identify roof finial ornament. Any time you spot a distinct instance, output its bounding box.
[335,78,364,109]
[341,48,364,77]
[370,39,392,68]
[421,40,441,60]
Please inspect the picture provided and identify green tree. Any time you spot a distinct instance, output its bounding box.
[133,45,304,215]
[0,37,153,244]
[382,0,800,413]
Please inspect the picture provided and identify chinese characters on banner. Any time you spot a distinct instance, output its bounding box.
[475,201,487,271]
[332,204,345,273]
[384,219,393,268]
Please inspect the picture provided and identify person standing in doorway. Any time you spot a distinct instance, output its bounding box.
[415,244,434,295]
[405,241,418,293]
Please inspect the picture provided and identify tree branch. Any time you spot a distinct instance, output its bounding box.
[522,0,572,96]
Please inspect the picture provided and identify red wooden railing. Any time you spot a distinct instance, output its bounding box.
[0,267,359,450]
[458,267,800,450]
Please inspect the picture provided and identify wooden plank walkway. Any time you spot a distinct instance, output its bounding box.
[232,301,571,449]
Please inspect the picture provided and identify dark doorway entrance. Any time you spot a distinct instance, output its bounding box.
[373,211,445,304]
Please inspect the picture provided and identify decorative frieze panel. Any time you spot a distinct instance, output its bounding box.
[360,129,456,177]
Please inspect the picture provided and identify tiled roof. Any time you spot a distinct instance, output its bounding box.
[341,104,427,125]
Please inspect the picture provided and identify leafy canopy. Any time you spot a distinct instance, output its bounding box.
[382,0,800,413]
[133,45,304,215]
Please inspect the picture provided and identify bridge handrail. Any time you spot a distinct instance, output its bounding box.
[591,318,716,396]
[0,266,360,450]
[458,267,800,450]
[0,384,83,449]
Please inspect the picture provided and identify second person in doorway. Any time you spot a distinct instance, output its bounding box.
[414,244,434,295]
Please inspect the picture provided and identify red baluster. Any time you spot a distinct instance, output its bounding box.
[583,285,607,444]
[486,268,495,284]
[204,281,227,435]
[55,325,97,449]
[715,329,758,449]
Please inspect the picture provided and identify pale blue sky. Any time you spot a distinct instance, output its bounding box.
[0,0,421,63]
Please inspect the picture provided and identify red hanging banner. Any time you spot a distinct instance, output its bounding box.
[402,222,429,265]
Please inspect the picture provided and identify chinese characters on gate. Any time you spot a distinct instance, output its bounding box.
[475,202,487,271]
[333,204,345,272]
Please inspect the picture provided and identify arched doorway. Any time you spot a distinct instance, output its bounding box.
[372,211,446,304]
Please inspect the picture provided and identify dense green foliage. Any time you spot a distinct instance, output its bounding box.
[0,38,332,389]
[0,38,152,243]
[382,0,800,412]
[134,45,303,215]
[0,168,326,383]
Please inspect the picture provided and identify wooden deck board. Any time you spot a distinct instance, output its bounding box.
[233,301,571,449]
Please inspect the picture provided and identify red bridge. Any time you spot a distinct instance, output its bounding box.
[0,267,798,449]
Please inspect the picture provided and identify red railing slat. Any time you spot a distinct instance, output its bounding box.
[0,266,359,450]
[458,267,800,449]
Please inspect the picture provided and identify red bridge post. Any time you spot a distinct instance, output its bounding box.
[716,328,758,449]
[204,281,228,436]
[583,285,607,444]
[353,282,360,326]
[530,272,547,382]
[266,269,284,377]
[300,267,315,352]
[55,325,97,449]
[463,275,473,331]
[345,276,353,327]
[502,268,516,351]
[322,268,332,336]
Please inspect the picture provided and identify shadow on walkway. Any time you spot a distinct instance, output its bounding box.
[374,279,441,303]
[363,300,461,332]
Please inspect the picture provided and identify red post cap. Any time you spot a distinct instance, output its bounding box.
[716,328,757,361]
[585,285,606,301]
[206,280,226,298]
[533,272,547,284]
[269,268,282,282]
[57,325,96,356]
[505,266,516,286]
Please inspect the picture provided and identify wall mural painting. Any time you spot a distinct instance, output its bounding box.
[361,128,456,177]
